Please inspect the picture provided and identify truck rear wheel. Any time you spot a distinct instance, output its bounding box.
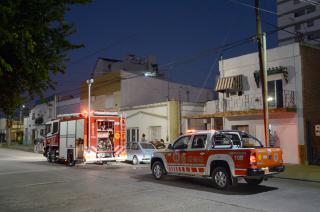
[244,177,263,185]
[211,167,231,190]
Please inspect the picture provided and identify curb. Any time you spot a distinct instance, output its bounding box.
[274,176,320,183]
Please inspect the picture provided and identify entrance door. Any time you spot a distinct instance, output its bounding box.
[307,120,320,165]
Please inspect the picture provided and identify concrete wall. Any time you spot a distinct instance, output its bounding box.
[121,71,212,108]
[57,97,80,115]
[224,113,299,164]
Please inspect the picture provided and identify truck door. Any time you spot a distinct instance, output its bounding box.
[164,135,191,173]
[185,134,208,176]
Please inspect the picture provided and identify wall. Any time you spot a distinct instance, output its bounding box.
[57,97,80,115]
[122,102,169,143]
[121,71,212,108]
[300,44,320,163]
[224,113,299,164]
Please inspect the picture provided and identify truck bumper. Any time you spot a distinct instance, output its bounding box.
[247,166,285,176]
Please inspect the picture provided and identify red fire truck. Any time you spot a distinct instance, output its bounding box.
[43,111,127,166]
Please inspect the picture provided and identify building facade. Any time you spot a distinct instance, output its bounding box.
[122,101,205,144]
[185,43,320,165]
[278,0,320,46]
[24,96,80,145]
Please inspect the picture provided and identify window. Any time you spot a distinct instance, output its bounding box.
[140,143,155,149]
[45,124,51,135]
[52,122,59,134]
[32,113,35,120]
[40,129,45,136]
[240,132,263,148]
[307,20,314,27]
[294,9,305,17]
[295,24,301,31]
[221,133,241,146]
[127,128,139,142]
[294,0,300,4]
[212,133,232,148]
[191,134,207,149]
[306,6,316,14]
[131,143,139,150]
[267,80,283,108]
[173,136,191,150]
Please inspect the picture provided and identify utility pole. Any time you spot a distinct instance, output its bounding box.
[86,78,94,149]
[255,0,269,147]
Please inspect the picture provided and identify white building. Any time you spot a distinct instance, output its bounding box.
[122,101,205,144]
[24,96,80,145]
[93,54,158,77]
[278,0,320,46]
[185,43,320,165]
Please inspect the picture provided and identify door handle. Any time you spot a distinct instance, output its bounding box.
[200,152,205,156]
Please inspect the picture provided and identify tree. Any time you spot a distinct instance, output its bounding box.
[0,0,91,144]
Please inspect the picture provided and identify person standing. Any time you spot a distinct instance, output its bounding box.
[141,133,146,142]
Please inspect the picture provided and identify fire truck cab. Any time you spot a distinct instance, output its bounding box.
[44,111,127,166]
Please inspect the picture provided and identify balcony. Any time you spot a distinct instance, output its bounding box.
[214,90,296,113]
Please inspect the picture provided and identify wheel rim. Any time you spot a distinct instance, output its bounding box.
[153,164,162,178]
[215,171,227,187]
[133,157,138,164]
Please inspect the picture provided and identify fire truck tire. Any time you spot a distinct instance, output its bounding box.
[211,167,231,190]
[132,156,139,165]
[244,177,263,185]
[152,161,165,180]
[47,151,52,163]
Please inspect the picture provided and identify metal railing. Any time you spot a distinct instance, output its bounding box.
[214,90,296,113]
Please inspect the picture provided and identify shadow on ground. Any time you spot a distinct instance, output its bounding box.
[133,173,278,195]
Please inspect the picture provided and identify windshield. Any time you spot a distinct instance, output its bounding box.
[240,132,263,148]
[140,143,155,149]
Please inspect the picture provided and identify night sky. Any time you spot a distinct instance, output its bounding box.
[50,0,278,98]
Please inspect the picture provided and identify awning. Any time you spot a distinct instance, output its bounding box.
[215,75,243,93]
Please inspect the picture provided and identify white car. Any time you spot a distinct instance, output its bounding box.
[126,142,156,165]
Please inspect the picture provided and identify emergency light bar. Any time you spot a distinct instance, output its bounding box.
[93,111,119,116]
[57,113,81,118]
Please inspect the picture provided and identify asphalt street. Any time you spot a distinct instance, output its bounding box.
[0,148,319,212]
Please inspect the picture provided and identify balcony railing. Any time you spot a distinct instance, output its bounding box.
[215,90,296,113]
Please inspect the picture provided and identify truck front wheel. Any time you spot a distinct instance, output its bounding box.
[152,161,165,180]
[211,167,231,190]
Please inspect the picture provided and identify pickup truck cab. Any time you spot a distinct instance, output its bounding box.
[151,130,284,190]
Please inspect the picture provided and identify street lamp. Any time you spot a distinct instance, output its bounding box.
[86,78,94,149]
[19,104,25,129]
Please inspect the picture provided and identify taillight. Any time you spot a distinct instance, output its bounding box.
[250,154,257,164]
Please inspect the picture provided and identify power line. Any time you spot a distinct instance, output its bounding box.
[228,0,278,15]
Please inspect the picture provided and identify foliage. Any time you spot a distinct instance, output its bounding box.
[0,0,90,117]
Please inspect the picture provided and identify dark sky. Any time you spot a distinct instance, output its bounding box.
[51,0,278,97]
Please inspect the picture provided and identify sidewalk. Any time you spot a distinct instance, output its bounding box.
[276,164,320,183]
[0,143,35,152]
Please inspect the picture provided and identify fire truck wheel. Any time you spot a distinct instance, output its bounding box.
[132,156,139,165]
[244,177,263,185]
[152,161,165,180]
[211,167,231,190]
[47,151,52,163]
